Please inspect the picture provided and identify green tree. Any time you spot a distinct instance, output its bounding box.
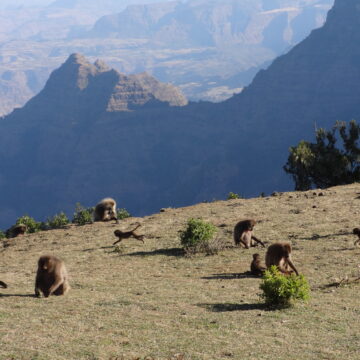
[284,120,360,190]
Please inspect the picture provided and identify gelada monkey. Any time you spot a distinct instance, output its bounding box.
[265,242,299,276]
[250,253,266,276]
[35,255,70,297]
[5,224,27,238]
[94,197,118,223]
[113,223,144,245]
[233,219,265,248]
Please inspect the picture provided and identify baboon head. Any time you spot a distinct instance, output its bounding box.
[38,256,54,272]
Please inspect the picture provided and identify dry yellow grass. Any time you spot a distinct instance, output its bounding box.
[1,183,360,360]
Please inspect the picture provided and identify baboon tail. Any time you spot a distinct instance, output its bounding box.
[130,223,141,232]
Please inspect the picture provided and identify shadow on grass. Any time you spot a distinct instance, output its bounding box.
[198,302,268,312]
[202,271,257,280]
[122,247,185,257]
[327,247,355,251]
[298,231,353,241]
[0,293,36,298]
[82,245,114,252]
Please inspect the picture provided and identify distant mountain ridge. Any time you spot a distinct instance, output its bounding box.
[29,53,187,112]
[0,0,333,116]
[89,0,331,51]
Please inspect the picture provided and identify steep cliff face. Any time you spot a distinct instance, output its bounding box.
[226,0,360,130]
[0,0,358,229]
[27,53,187,114]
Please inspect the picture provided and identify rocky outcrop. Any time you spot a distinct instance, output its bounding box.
[27,53,187,113]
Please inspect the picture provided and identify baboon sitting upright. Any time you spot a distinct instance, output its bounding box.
[250,253,266,276]
[94,197,118,223]
[35,255,70,298]
[113,223,144,245]
[265,242,299,276]
[233,219,265,248]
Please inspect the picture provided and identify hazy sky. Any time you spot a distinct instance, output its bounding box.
[0,0,181,9]
[0,0,53,8]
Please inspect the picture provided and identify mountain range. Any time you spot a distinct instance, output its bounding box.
[0,0,358,229]
[0,0,333,116]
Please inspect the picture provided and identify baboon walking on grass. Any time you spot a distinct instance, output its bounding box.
[113,223,144,245]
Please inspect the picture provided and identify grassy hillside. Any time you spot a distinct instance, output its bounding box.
[1,183,360,360]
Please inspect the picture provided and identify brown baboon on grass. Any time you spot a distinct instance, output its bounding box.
[233,219,265,248]
[113,223,144,245]
[250,253,266,276]
[94,197,118,223]
[6,224,27,238]
[353,228,360,245]
[0,281,7,288]
[265,242,299,276]
[35,255,70,298]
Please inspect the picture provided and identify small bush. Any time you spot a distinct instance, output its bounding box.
[260,266,310,308]
[180,218,218,255]
[72,203,94,225]
[117,208,131,220]
[46,212,70,229]
[15,215,42,233]
[227,192,240,200]
[0,230,5,239]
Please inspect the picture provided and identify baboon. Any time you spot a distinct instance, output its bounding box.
[94,197,118,223]
[35,255,70,298]
[5,224,27,238]
[0,281,7,288]
[265,242,299,276]
[250,253,266,276]
[113,223,144,245]
[353,228,360,245]
[233,219,265,248]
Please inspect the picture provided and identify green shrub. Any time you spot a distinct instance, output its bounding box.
[117,208,131,220]
[227,192,240,200]
[0,230,5,239]
[260,266,310,308]
[46,212,70,229]
[72,203,94,225]
[180,218,218,255]
[15,215,42,233]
